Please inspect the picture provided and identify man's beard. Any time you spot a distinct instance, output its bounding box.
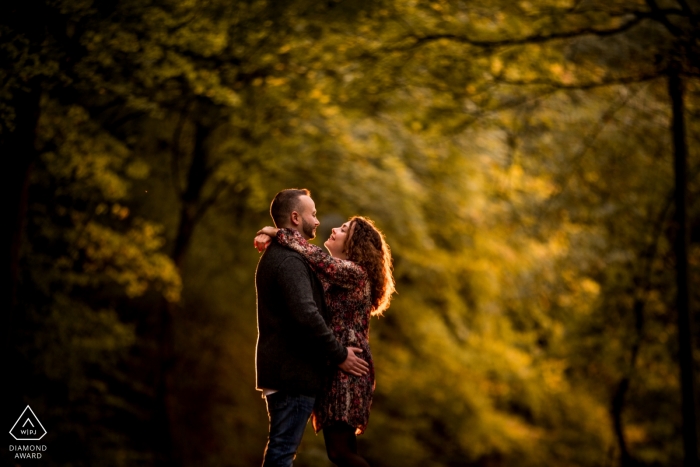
[301,218,316,239]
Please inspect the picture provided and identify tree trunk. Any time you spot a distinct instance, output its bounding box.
[154,120,212,467]
[668,66,699,467]
[3,84,41,352]
[2,81,41,448]
[172,121,211,269]
[611,375,632,465]
[611,297,645,467]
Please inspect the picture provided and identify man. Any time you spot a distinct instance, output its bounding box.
[255,188,368,467]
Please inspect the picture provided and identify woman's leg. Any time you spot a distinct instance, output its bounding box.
[323,422,370,467]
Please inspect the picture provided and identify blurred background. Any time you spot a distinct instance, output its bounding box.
[2,1,699,466]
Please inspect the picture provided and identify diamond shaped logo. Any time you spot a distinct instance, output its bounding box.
[9,406,47,441]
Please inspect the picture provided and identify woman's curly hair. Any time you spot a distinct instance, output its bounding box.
[343,216,395,316]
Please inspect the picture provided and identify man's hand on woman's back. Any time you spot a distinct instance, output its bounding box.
[338,347,369,376]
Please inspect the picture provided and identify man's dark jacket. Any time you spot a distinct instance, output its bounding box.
[255,240,347,396]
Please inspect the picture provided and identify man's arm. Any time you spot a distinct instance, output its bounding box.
[278,256,368,376]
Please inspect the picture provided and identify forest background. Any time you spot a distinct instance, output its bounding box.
[2,1,699,466]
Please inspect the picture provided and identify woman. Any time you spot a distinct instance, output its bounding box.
[255,216,395,467]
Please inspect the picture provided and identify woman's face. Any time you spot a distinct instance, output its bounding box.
[324,221,354,259]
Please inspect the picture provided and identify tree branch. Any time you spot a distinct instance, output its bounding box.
[395,15,647,51]
[171,104,191,197]
[193,178,229,224]
[444,87,560,135]
[645,0,685,36]
[676,0,698,28]
[533,84,647,225]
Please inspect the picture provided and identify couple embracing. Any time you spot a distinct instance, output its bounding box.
[254,189,395,467]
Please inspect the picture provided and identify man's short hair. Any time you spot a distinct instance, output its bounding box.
[270,188,311,227]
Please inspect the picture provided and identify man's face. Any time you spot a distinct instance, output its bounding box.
[295,195,320,240]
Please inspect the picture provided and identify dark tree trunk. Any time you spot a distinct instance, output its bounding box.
[1,80,41,448]
[611,298,645,467]
[611,189,676,467]
[172,121,211,269]
[3,84,41,351]
[668,66,699,467]
[154,121,212,467]
[611,375,632,465]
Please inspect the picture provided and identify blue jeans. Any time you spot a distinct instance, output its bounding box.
[262,392,316,467]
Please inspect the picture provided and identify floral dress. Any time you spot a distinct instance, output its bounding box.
[277,228,374,435]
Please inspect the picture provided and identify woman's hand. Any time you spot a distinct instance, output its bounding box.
[254,234,272,252]
[253,226,278,252]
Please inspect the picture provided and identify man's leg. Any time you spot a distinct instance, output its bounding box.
[262,392,316,467]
